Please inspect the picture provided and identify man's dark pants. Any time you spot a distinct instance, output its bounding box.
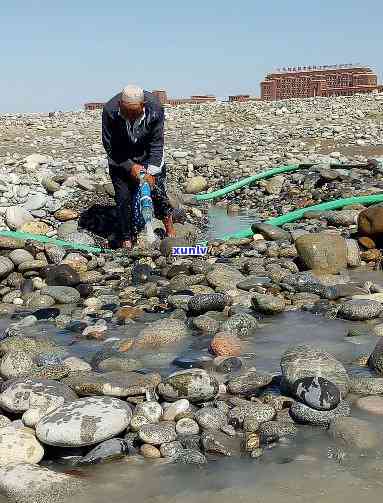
[109,164,172,241]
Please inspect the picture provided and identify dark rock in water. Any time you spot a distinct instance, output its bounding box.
[188,293,229,316]
[167,264,191,279]
[281,345,349,396]
[221,312,258,337]
[76,284,94,298]
[64,320,87,333]
[282,271,342,299]
[251,223,291,242]
[42,264,80,287]
[293,376,341,411]
[258,421,297,445]
[123,432,140,455]
[289,399,351,426]
[338,300,383,321]
[173,353,214,369]
[131,263,154,285]
[171,449,207,465]
[160,237,192,257]
[33,308,60,320]
[214,356,243,373]
[78,438,129,465]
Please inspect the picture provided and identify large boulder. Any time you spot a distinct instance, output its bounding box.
[206,264,245,292]
[369,339,383,374]
[36,396,132,447]
[295,232,347,273]
[0,378,77,414]
[281,345,349,396]
[188,293,229,315]
[338,299,383,321]
[42,264,80,287]
[358,206,383,238]
[0,464,83,503]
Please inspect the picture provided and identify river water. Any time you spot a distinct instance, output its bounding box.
[3,208,383,503]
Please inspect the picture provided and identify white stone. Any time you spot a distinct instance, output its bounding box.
[0,426,44,465]
[5,206,34,230]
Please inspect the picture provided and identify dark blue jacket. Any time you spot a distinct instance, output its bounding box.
[102,90,164,174]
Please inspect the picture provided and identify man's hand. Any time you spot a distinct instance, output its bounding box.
[130,163,145,181]
[144,174,155,188]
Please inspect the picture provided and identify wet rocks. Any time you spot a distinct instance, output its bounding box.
[295,233,348,274]
[258,421,297,445]
[62,371,161,397]
[251,223,291,241]
[206,264,245,292]
[349,376,383,395]
[176,418,200,435]
[251,294,285,314]
[171,449,207,465]
[281,345,349,396]
[329,417,380,450]
[78,438,129,464]
[36,396,132,447]
[43,264,80,287]
[158,369,219,403]
[210,333,241,357]
[293,376,341,411]
[338,299,383,320]
[188,293,229,316]
[228,401,275,426]
[220,312,258,337]
[0,350,34,379]
[290,400,350,426]
[195,407,227,431]
[138,422,177,445]
[358,206,383,238]
[0,378,77,414]
[0,257,14,279]
[227,370,273,395]
[0,463,83,503]
[40,286,81,304]
[0,426,44,465]
[136,319,190,347]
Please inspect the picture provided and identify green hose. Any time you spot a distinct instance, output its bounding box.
[194,164,301,201]
[220,194,383,240]
[0,230,111,254]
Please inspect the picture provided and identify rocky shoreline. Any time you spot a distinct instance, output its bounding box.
[0,94,383,502]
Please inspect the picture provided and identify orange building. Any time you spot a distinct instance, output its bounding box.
[261,64,379,101]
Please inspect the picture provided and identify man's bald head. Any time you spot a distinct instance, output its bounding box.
[119,84,144,122]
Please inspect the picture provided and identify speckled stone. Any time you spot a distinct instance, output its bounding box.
[227,370,273,395]
[290,399,351,426]
[160,441,183,457]
[251,294,285,314]
[258,421,298,445]
[349,376,383,395]
[171,449,207,464]
[176,418,200,435]
[338,299,383,321]
[135,319,190,347]
[228,401,275,427]
[0,463,83,503]
[40,286,81,304]
[0,378,77,414]
[158,369,219,403]
[0,350,34,379]
[138,422,177,445]
[188,293,229,316]
[0,426,44,465]
[220,312,258,337]
[162,399,190,421]
[195,407,227,431]
[36,396,132,447]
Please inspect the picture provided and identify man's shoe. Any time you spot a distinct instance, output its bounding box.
[163,215,176,238]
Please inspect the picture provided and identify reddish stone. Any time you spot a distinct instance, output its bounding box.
[210,333,242,357]
[116,306,144,321]
[358,236,376,249]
